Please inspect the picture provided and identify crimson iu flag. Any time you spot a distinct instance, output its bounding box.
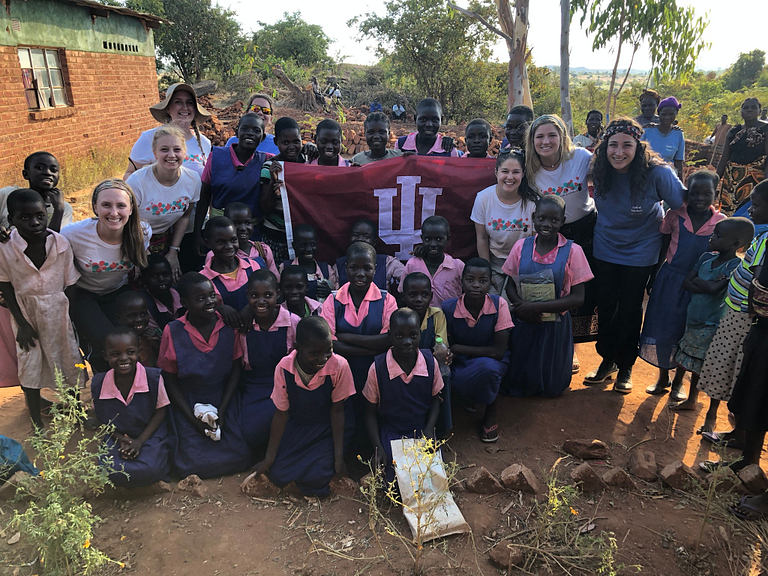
[281,155,497,262]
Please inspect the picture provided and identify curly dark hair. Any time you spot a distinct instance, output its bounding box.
[591,118,664,201]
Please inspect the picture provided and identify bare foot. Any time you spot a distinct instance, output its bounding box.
[697,416,717,434]
[669,398,697,411]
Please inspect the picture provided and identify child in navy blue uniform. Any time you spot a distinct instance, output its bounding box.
[333,219,404,291]
[442,258,513,442]
[238,269,300,448]
[280,224,337,300]
[158,272,253,478]
[141,254,184,331]
[115,291,161,368]
[641,171,725,398]
[280,265,322,318]
[396,98,460,157]
[92,327,172,487]
[501,195,593,397]
[255,316,355,496]
[223,202,278,276]
[364,308,443,481]
[200,216,261,329]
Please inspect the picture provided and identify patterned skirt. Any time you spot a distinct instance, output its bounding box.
[718,158,766,216]
[697,307,752,401]
[674,325,718,375]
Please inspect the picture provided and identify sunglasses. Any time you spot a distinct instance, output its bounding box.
[248,104,272,115]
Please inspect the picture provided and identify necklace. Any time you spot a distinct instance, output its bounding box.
[542,161,560,169]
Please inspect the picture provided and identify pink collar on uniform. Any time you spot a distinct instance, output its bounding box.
[334,282,385,327]
[200,255,255,290]
[674,205,725,236]
[229,144,256,168]
[280,349,342,390]
[412,253,460,277]
[280,297,322,314]
[287,258,325,278]
[385,348,429,384]
[252,306,296,332]
[401,132,447,155]
[151,288,181,315]
[530,233,569,265]
[9,228,68,258]
[453,294,497,328]
[177,312,226,352]
[310,156,348,166]
[99,363,149,406]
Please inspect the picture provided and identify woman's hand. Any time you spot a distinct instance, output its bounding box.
[165,250,182,283]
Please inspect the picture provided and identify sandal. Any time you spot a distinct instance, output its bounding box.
[480,423,499,443]
[730,495,768,522]
[645,380,671,395]
[698,460,731,473]
[701,431,745,451]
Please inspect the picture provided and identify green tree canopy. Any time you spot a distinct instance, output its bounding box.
[126,0,244,82]
[350,0,500,120]
[721,49,766,91]
[253,12,330,68]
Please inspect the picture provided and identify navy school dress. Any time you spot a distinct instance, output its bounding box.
[442,295,511,405]
[141,292,182,331]
[165,321,253,478]
[374,349,436,482]
[210,264,254,311]
[639,215,715,370]
[336,254,388,290]
[502,237,574,398]
[208,146,267,221]
[268,366,352,497]
[333,294,385,433]
[239,323,288,447]
[282,260,330,300]
[91,366,172,487]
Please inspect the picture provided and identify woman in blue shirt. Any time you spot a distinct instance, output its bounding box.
[584,119,685,393]
[642,97,685,180]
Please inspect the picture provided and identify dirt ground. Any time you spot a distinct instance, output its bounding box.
[0,343,765,576]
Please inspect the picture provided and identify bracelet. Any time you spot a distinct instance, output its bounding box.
[168,246,180,252]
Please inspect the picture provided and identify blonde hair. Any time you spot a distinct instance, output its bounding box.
[152,124,188,154]
[526,115,575,189]
[91,179,148,268]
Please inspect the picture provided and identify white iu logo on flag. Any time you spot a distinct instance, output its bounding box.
[375,176,443,260]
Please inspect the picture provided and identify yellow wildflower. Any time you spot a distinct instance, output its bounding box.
[75,363,86,370]
[83,539,90,549]
[570,507,578,515]
[119,562,125,568]
[120,535,126,541]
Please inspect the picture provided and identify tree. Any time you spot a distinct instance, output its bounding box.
[575,0,708,119]
[445,0,532,111]
[559,0,572,135]
[721,50,766,91]
[350,0,500,119]
[253,12,330,68]
[126,0,244,82]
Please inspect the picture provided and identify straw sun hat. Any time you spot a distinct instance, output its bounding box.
[149,83,211,124]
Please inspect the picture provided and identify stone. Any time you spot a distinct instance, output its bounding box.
[570,463,608,493]
[330,477,359,497]
[660,461,701,491]
[500,464,542,494]
[706,466,746,493]
[178,474,207,498]
[628,450,658,481]
[562,439,611,460]
[156,481,172,493]
[602,467,637,490]
[0,471,32,501]
[466,467,504,495]
[738,465,768,495]
[240,472,280,498]
[488,543,525,570]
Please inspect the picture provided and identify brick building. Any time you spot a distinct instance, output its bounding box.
[0,0,164,182]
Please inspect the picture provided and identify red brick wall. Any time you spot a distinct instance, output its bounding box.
[0,45,158,183]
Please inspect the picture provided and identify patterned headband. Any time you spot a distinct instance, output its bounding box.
[603,124,643,143]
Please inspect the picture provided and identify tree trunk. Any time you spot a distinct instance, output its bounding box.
[611,44,638,118]
[604,4,625,121]
[496,0,532,110]
[559,0,573,136]
[272,66,321,111]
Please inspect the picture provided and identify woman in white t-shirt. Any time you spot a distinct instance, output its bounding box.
[526,114,598,366]
[61,179,150,372]
[126,125,201,282]
[471,149,537,296]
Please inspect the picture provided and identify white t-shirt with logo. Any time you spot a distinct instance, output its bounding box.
[531,147,594,224]
[61,218,151,295]
[126,165,201,235]
[471,185,536,260]
[129,127,211,177]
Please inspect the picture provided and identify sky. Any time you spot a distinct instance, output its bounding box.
[217,0,755,72]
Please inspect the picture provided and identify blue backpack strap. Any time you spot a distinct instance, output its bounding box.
[318,261,329,279]
[336,257,348,285]
[551,240,573,297]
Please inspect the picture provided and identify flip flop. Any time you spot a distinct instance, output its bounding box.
[698,460,732,473]
[701,431,745,451]
[480,423,499,443]
[729,496,768,522]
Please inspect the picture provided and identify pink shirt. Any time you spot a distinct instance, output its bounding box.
[660,206,725,264]
[320,282,398,337]
[271,350,355,411]
[398,132,462,157]
[201,145,273,184]
[501,234,594,299]
[331,255,404,286]
[309,156,350,167]
[239,307,300,370]
[157,313,243,373]
[200,255,259,301]
[280,258,339,290]
[146,288,183,332]
[98,362,170,409]
[242,241,279,277]
[400,254,464,306]
[362,349,443,404]
[451,294,514,330]
[280,296,322,316]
